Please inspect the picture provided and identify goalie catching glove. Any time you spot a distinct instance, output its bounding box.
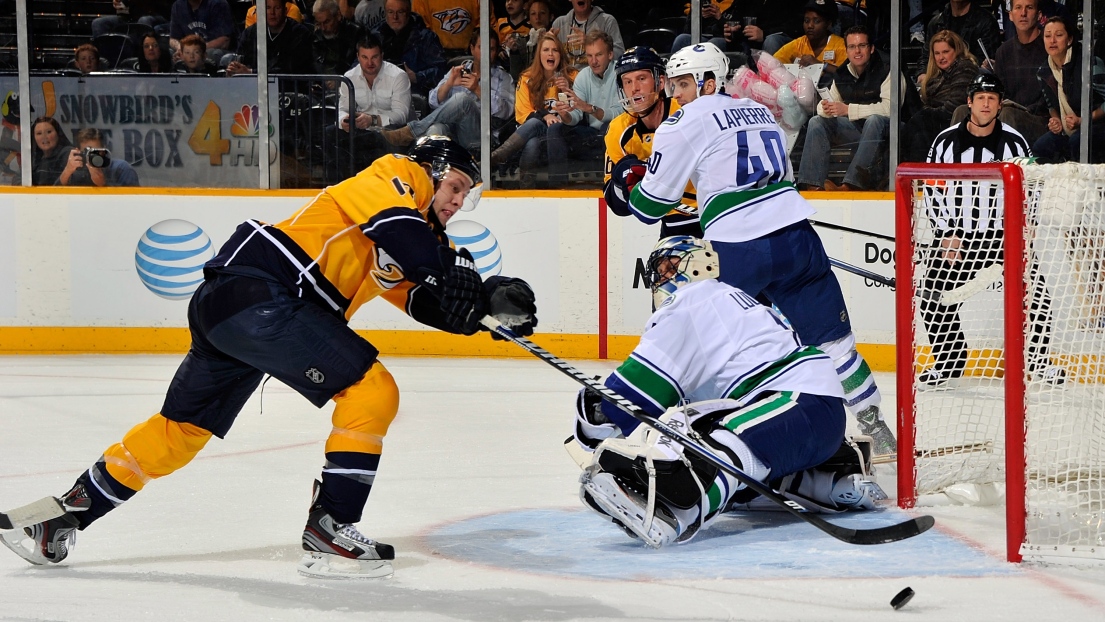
[483,276,538,339]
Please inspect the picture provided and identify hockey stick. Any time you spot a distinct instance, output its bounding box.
[480,317,935,545]
[829,258,896,288]
[0,497,66,531]
[810,220,895,243]
[919,263,1003,306]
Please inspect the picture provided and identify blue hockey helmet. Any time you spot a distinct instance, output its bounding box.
[615,46,666,116]
[644,236,720,310]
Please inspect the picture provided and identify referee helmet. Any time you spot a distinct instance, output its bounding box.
[967,73,1005,101]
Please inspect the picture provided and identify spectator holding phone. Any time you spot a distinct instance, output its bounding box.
[379,28,515,154]
[57,128,139,187]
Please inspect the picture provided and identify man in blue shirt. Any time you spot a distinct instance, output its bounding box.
[56,129,140,187]
[169,0,235,61]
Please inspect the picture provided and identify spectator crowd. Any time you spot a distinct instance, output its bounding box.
[6,0,1105,189]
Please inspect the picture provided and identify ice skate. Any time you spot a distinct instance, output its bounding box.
[1,513,80,566]
[855,405,897,459]
[1,482,90,566]
[298,482,394,579]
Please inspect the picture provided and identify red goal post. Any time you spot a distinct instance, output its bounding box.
[895,162,1105,565]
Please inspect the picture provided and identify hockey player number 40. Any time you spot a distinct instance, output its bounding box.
[737,130,789,187]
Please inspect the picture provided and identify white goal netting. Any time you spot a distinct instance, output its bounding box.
[905,163,1105,564]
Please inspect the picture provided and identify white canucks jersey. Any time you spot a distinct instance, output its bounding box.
[607,279,843,416]
[628,94,814,243]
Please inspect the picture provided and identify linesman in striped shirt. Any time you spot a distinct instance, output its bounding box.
[920,73,1061,386]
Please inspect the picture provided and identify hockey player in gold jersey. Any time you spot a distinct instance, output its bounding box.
[0,137,537,579]
[603,46,701,237]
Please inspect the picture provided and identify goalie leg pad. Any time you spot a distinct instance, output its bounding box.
[579,470,681,549]
[579,404,762,546]
[775,436,887,513]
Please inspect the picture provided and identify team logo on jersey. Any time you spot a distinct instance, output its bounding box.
[433,8,472,34]
[371,247,405,289]
[305,367,326,384]
[662,109,684,126]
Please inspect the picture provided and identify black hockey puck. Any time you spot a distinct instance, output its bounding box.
[891,587,915,610]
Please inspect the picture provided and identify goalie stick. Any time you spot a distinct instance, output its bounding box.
[0,497,66,531]
[481,317,936,545]
[918,263,1003,306]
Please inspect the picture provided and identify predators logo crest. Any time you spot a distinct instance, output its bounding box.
[371,247,405,289]
[433,7,472,35]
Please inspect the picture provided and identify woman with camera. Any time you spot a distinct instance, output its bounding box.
[57,128,140,187]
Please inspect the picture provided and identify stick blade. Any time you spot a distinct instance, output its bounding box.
[824,514,936,545]
[0,497,66,531]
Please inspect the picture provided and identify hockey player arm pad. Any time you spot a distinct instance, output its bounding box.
[603,155,646,217]
[482,275,538,339]
[361,206,448,279]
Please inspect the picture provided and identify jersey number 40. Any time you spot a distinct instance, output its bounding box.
[737,130,788,187]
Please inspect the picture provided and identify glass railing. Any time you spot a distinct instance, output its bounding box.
[2,0,1100,190]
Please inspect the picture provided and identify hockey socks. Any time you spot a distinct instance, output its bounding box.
[821,334,882,414]
[68,461,137,530]
[318,451,380,525]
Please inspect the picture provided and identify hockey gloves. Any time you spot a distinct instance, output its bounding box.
[437,246,488,335]
[573,383,619,450]
[610,155,647,204]
[483,275,538,339]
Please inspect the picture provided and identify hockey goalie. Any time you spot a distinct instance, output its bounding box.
[572,236,887,547]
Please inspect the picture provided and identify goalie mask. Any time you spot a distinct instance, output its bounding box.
[664,42,730,99]
[408,135,483,211]
[615,46,666,118]
[643,236,719,309]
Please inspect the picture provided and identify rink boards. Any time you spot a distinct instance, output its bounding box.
[0,189,897,365]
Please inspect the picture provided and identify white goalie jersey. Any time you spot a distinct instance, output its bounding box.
[607,279,844,418]
[629,94,813,243]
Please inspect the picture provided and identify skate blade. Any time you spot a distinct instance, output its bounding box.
[0,530,49,566]
[297,552,393,579]
[581,473,675,549]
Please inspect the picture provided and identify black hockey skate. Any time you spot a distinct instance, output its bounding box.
[1,483,90,566]
[298,481,394,579]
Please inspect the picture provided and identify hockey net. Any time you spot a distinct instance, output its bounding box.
[896,162,1105,564]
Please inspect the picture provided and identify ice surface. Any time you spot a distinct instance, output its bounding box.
[1,356,1103,621]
